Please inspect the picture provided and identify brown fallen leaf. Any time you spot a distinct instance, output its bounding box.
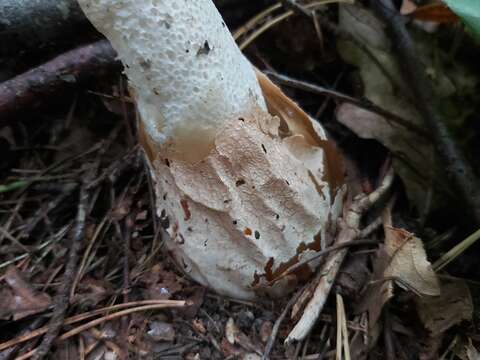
[384,226,440,297]
[140,263,184,300]
[417,279,473,336]
[0,266,51,320]
[356,209,439,328]
[408,3,459,24]
[192,318,207,334]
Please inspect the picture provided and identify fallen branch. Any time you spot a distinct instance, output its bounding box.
[0,0,87,56]
[31,177,91,360]
[370,0,480,224]
[286,167,395,343]
[262,288,303,360]
[0,40,119,123]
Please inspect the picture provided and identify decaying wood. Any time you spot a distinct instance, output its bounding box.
[0,40,119,124]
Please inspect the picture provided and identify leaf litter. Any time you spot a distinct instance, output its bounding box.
[1,0,480,358]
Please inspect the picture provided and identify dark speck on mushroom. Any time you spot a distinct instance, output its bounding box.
[197,40,211,56]
[236,179,246,187]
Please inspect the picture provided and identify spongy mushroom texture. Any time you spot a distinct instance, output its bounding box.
[156,111,341,300]
[77,0,266,161]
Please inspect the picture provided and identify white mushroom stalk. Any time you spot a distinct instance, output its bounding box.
[78,0,346,300]
[77,0,265,162]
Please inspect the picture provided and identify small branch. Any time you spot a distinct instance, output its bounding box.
[370,0,480,224]
[0,0,87,57]
[270,239,379,283]
[262,288,303,360]
[266,72,428,139]
[286,168,395,343]
[31,179,91,360]
[0,40,119,123]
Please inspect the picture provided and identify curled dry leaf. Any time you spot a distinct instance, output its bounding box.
[384,226,440,296]
[144,74,346,300]
[416,279,473,336]
[357,223,439,328]
[0,266,52,320]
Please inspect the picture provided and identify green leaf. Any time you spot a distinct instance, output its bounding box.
[443,0,480,38]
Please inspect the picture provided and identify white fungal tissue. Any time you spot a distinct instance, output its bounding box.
[77,0,266,161]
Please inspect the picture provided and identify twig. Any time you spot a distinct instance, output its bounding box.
[384,309,395,360]
[370,0,480,224]
[262,289,303,360]
[31,178,91,360]
[19,303,187,360]
[269,239,378,283]
[0,300,183,352]
[286,167,395,343]
[266,71,428,138]
[0,40,119,122]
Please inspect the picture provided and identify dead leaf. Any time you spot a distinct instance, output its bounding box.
[259,321,273,344]
[140,263,184,300]
[417,279,473,335]
[384,226,440,296]
[73,277,111,307]
[0,266,52,320]
[147,321,175,342]
[192,318,207,334]
[220,338,243,358]
[409,3,459,23]
[226,317,237,345]
[336,3,457,211]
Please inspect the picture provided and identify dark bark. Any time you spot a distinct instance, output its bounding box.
[0,0,88,57]
[0,40,119,124]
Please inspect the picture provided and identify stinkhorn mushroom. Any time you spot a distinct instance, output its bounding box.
[77,0,346,300]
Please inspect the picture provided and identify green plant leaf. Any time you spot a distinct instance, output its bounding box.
[443,0,480,38]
